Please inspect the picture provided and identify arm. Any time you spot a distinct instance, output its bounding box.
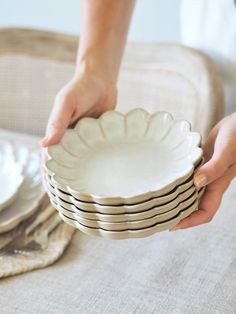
[41,0,135,146]
[77,0,135,84]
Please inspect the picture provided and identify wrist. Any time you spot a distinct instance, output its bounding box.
[76,48,120,85]
[71,65,117,94]
[74,60,117,86]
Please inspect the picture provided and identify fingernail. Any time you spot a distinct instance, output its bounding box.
[194,174,207,188]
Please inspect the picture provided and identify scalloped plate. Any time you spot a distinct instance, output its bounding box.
[48,182,197,221]
[57,197,202,239]
[0,151,45,234]
[0,141,24,211]
[51,188,199,230]
[46,157,204,214]
[45,109,202,205]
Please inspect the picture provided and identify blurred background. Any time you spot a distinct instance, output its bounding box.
[0,0,181,42]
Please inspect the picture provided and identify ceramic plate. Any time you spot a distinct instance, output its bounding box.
[52,188,199,230]
[45,109,202,205]
[48,181,197,221]
[58,198,200,239]
[0,141,24,211]
[46,157,204,214]
[0,151,45,234]
[47,174,194,211]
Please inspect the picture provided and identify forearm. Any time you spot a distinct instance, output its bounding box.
[76,0,135,83]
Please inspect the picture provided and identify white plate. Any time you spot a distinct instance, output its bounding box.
[58,199,199,239]
[48,182,197,221]
[46,157,204,215]
[52,189,198,230]
[46,109,202,205]
[0,151,45,234]
[48,174,195,209]
[0,141,24,211]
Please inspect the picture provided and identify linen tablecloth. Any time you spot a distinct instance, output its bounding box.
[0,29,234,313]
[0,178,235,313]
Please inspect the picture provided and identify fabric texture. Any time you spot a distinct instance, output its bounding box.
[0,179,235,313]
[0,217,75,279]
[0,30,233,313]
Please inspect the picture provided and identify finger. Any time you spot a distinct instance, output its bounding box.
[174,187,223,229]
[175,170,234,229]
[194,125,234,188]
[41,94,76,147]
[202,123,219,162]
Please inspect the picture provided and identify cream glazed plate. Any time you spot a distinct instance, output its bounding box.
[51,189,198,230]
[58,198,200,240]
[0,150,45,233]
[56,189,205,239]
[48,183,196,221]
[46,109,202,205]
[0,141,24,211]
[46,157,204,214]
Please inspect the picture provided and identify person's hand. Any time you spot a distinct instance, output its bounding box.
[40,72,117,190]
[175,112,236,230]
[41,73,117,147]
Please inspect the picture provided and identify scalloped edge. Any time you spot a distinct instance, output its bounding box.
[51,189,198,230]
[0,144,25,211]
[0,151,46,233]
[45,109,202,205]
[46,157,204,212]
[56,197,201,239]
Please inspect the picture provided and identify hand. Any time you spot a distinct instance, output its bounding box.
[41,73,117,147]
[40,72,117,190]
[175,112,236,230]
[39,0,134,189]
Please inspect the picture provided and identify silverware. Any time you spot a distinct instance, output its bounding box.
[0,204,56,255]
[12,214,62,254]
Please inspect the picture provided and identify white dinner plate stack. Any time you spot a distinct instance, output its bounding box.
[45,109,204,239]
[0,136,45,234]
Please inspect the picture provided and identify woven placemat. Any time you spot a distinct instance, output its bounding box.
[0,214,75,279]
[0,129,75,279]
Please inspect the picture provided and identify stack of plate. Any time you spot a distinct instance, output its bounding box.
[0,136,45,234]
[45,109,204,239]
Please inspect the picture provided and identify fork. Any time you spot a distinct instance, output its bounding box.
[0,204,56,255]
[12,214,62,254]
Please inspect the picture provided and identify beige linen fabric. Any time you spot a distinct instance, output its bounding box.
[0,29,234,313]
[0,178,235,313]
[0,219,75,279]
